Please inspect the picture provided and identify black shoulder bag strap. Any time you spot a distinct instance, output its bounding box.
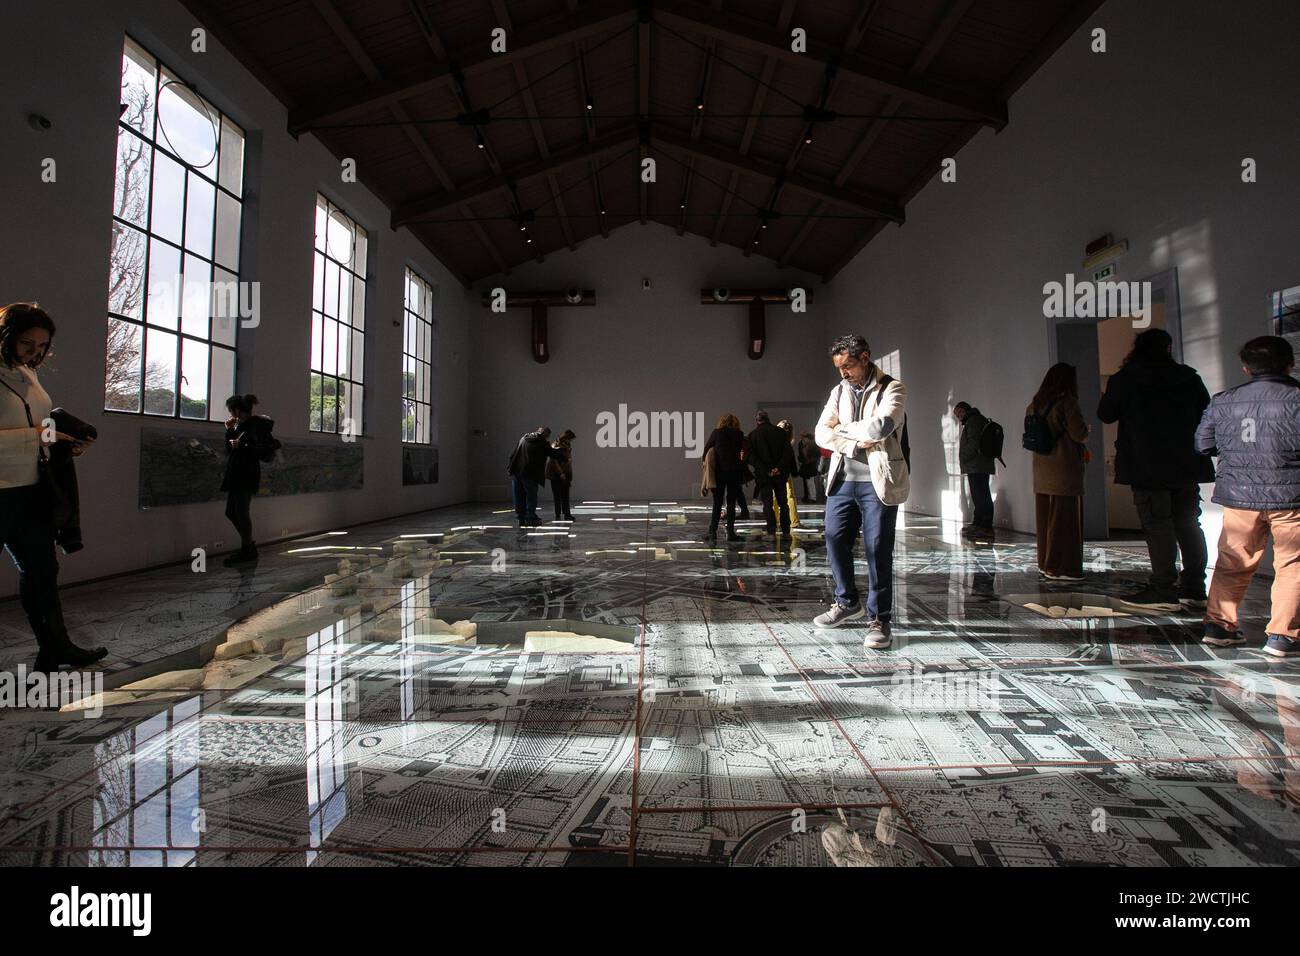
[876,372,910,470]
[0,373,55,507]
[0,373,48,464]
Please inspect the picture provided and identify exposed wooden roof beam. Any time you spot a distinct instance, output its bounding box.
[309,0,501,278]
[761,0,881,261]
[782,0,970,267]
[820,0,1106,282]
[571,35,610,239]
[677,39,715,235]
[654,0,1007,128]
[393,125,641,227]
[638,9,651,224]
[708,0,795,247]
[650,125,904,222]
[289,0,640,134]
[490,0,576,254]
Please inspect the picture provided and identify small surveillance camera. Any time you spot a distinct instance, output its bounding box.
[641,277,652,291]
[564,288,583,304]
[713,286,730,302]
[28,113,51,131]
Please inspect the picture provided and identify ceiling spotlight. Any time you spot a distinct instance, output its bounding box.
[695,95,704,110]
[680,200,687,209]
[600,208,607,215]
[585,95,594,111]
[761,221,768,229]
[526,236,533,244]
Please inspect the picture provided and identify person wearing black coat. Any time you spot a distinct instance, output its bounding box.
[953,402,996,537]
[1097,329,1215,610]
[747,411,798,536]
[508,426,562,527]
[1194,336,1300,656]
[703,414,746,543]
[221,393,275,566]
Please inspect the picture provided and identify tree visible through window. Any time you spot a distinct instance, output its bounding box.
[310,195,367,434]
[105,36,243,420]
[402,269,435,445]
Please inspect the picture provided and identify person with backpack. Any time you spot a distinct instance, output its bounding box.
[1195,336,1300,656]
[1097,329,1215,611]
[813,334,910,650]
[953,402,1001,540]
[221,393,277,566]
[1024,364,1090,580]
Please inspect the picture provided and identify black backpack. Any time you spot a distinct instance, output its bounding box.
[254,422,281,463]
[978,418,1006,466]
[1021,402,1057,454]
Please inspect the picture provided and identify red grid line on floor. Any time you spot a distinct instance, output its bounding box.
[732,576,944,866]
[3,509,1292,863]
[627,507,654,867]
[634,801,892,814]
[868,751,1300,774]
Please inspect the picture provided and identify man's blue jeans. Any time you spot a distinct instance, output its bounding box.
[824,479,898,620]
[511,475,540,524]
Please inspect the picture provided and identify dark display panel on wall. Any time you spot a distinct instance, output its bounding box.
[401,445,438,486]
[139,427,363,507]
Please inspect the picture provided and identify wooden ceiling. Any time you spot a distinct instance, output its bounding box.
[182,0,1105,286]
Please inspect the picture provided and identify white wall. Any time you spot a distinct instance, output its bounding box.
[0,0,473,591]
[821,0,1300,534]
[469,222,826,501]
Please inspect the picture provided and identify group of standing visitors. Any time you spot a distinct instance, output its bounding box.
[957,327,1298,655]
[507,426,576,527]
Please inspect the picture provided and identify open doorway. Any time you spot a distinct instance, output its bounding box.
[1052,269,1183,539]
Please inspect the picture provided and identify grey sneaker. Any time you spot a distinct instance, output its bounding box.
[863,618,892,649]
[814,603,864,628]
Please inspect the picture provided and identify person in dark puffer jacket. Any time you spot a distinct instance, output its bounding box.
[1097,329,1215,611]
[1195,336,1300,656]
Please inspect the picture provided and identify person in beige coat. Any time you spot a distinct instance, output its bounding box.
[1026,363,1090,579]
[813,334,910,649]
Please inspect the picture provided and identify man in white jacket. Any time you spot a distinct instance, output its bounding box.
[813,335,910,648]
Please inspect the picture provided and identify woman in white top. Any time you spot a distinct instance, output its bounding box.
[0,303,107,671]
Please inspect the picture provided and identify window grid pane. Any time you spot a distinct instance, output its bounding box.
[401,268,435,447]
[106,35,244,422]
[310,194,366,435]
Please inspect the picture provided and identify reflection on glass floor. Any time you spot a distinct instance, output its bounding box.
[0,501,1297,866]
